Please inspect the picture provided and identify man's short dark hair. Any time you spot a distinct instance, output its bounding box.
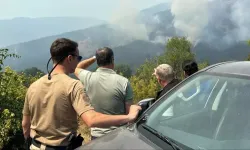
[182,60,198,76]
[96,47,114,66]
[50,38,78,63]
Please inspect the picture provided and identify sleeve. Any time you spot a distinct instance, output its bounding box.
[124,81,133,102]
[22,88,31,116]
[78,69,92,85]
[70,81,94,116]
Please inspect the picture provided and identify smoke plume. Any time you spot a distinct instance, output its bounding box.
[170,0,250,49]
[171,0,209,45]
[109,0,149,41]
[108,0,250,50]
[231,0,250,42]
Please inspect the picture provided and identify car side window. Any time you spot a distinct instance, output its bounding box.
[160,77,217,118]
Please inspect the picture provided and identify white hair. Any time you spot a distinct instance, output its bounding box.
[154,64,174,81]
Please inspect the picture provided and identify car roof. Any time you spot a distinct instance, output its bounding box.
[203,61,250,76]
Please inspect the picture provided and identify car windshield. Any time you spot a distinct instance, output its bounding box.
[142,72,250,150]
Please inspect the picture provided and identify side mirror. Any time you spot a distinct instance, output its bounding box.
[137,98,155,117]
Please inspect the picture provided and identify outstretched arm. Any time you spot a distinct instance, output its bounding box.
[74,56,96,78]
[72,81,141,128]
[81,105,141,128]
[125,102,133,115]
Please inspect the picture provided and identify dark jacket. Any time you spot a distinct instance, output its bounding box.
[155,78,181,100]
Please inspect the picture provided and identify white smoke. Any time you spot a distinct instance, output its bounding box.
[171,0,209,45]
[169,0,250,49]
[107,0,250,50]
[152,35,171,44]
[109,0,149,41]
[78,38,97,57]
[231,0,250,42]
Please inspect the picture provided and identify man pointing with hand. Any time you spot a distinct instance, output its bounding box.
[74,47,135,140]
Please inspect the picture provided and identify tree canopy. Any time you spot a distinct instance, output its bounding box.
[20,67,45,77]
[129,37,208,103]
[158,37,195,79]
[0,49,42,149]
[114,64,132,78]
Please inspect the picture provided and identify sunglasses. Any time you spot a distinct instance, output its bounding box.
[70,54,82,61]
[47,54,82,80]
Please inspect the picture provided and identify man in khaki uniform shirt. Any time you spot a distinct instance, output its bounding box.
[22,38,141,150]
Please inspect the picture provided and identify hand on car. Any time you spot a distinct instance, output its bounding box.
[127,105,142,123]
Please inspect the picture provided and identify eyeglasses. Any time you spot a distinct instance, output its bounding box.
[70,54,82,61]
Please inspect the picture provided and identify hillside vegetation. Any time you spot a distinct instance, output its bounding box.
[0,37,246,149]
[0,49,43,149]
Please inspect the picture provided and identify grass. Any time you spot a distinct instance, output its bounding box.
[78,119,91,144]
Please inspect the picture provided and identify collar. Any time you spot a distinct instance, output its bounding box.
[96,67,116,74]
[163,78,178,89]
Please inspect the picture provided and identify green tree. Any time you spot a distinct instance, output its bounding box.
[246,40,250,61]
[247,40,250,46]
[114,64,132,78]
[246,54,250,61]
[20,67,45,77]
[198,61,209,70]
[129,37,198,103]
[130,58,160,103]
[0,49,41,149]
[158,37,195,79]
[0,49,20,70]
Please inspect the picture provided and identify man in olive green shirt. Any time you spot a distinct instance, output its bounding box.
[75,47,134,140]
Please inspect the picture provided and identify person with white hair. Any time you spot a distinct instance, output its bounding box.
[152,64,181,100]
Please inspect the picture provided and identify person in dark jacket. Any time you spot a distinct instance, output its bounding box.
[182,60,199,78]
[153,64,181,100]
[182,59,212,100]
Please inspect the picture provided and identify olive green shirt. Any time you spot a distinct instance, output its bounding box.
[78,67,133,137]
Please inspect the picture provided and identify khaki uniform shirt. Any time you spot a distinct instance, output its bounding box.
[22,74,93,146]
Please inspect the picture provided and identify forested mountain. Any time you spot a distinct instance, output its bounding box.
[3,1,250,73]
[0,17,105,47]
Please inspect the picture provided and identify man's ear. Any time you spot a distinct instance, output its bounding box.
[183,71,187,77]
[157,78,161,84]
[67,55,73,63]
[111,56,114,64]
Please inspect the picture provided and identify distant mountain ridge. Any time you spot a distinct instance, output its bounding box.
[3,2,250,73]
[0,17,105,47]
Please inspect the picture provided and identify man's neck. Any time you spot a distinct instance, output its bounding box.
[51,64,69,75]
[100,65,113,70]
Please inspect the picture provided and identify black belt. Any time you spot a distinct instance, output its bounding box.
[32,139,68,150]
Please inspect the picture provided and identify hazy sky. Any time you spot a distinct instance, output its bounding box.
[0,0,168,20]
